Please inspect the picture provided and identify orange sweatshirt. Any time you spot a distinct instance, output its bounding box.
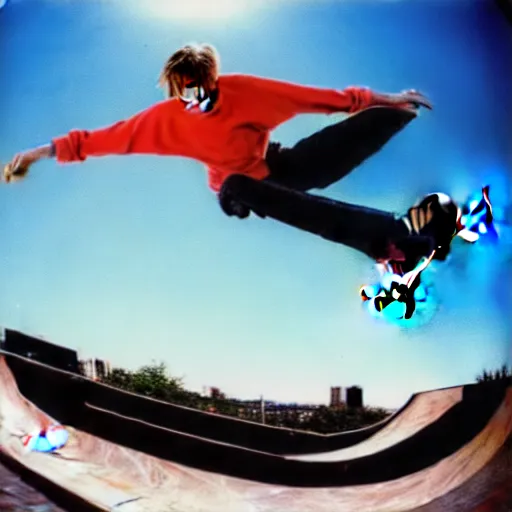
[53,74,383,192]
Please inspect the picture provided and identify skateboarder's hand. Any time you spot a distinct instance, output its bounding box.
[374,90,432,114]
[3,154,33,183]
[3,145,54,184]
[3,151,39,183]
[394,90,433,112]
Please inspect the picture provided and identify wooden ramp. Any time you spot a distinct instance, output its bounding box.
[287,386,463,462]
[1,353,511,512]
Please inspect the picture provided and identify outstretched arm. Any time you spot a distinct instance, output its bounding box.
[51,100,182,163]
[233,74,432,129]
[3,100,183,182]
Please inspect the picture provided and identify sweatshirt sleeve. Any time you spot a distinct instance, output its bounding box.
[237,75,377,127]
[52,100,182,163]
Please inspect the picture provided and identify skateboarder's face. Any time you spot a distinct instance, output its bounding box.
[178,77,218,113]
[180,80,207,104]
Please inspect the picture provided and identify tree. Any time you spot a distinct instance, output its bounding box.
[300,405,390,434]
[476,365,511,384]
[103,361,185,401]
[103,368,134,390]
[131,362,183,400]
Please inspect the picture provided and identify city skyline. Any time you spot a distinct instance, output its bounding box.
[4,325,505,415]
[2,326,371,409]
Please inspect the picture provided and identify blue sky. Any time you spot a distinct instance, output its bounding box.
[0,0,511,408]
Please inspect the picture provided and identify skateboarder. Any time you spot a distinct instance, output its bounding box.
[3,43,432,214]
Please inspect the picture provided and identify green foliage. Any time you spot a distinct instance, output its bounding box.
[300,405,389,434]
[103,368,133,390]
[258,405,390,433]
[102,361,184,401]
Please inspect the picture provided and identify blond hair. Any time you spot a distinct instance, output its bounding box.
[159,43,220,98]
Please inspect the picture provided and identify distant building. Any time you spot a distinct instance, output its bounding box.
[236,399,319,421]
[2,328,79,374]
[79,358,112,381]
[346,386,363,408]
[78,359,87,376]
[95,359,107,380]
[80,358,95,379]
[330,386,343,408]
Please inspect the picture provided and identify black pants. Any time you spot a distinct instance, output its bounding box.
[264,106,416,191]
[221,175,412,261]
[219,106,425,262]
